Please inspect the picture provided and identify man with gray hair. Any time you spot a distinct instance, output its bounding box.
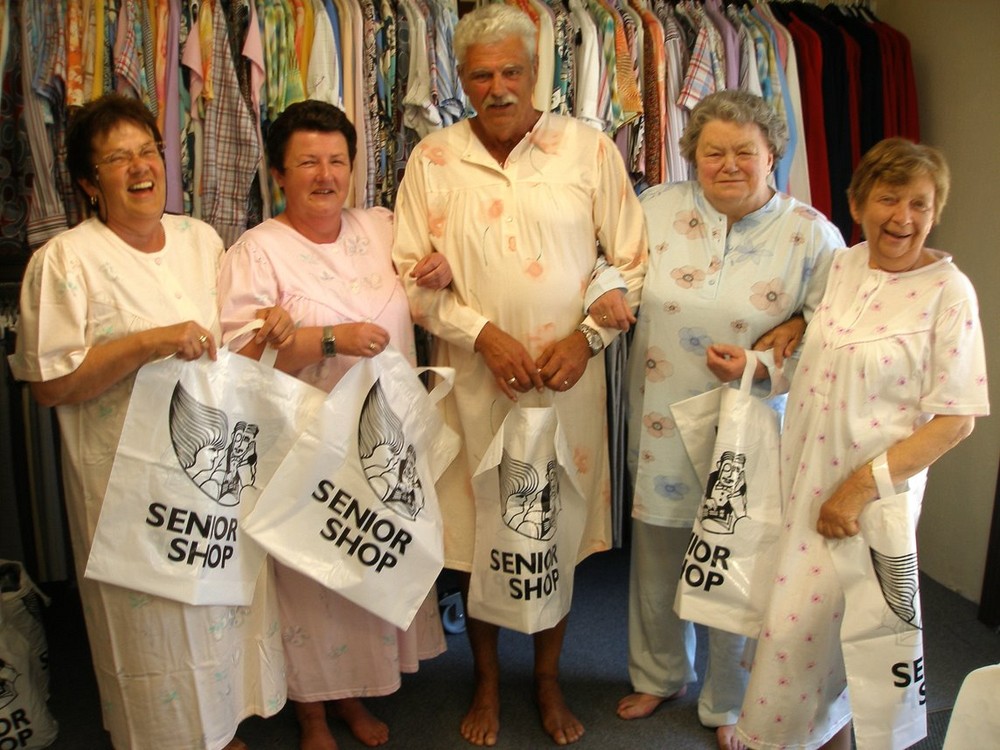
[393,4,646,745]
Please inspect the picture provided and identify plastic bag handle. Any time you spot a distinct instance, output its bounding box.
[414,366,456,406]
[223,320,279,368]
[738,348,787,398]
[870,452,895,498]
[739,350,760,393]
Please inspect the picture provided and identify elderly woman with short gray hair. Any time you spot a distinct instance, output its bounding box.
[621,90,844,750]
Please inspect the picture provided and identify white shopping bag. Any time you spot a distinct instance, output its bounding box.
[671,351,784,638]
[0,561,58,748]
[86,331,326,605]
[243,349,458,630]
[468,404,587,634]
[830,459,927,750]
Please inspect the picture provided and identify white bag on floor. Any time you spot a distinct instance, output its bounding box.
[671,351,784,638]
[86,334,326,606]
[468,403,587,634]
[0,561,58,748]
[243,349,458,630]
[829,458,927,750]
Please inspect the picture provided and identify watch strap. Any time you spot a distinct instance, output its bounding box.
[577,323,604,357]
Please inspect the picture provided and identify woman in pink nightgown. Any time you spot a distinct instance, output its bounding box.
[708,138,989,749]
[217,100,452,750]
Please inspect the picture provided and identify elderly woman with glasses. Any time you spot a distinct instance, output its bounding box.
[9,93,294,749]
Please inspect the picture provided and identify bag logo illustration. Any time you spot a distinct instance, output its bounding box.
[169,382,260,506]
[0,658,19,710]
[499,451,560,540]
[870,549,922,630]
[358,379,425,520]
[699,450,747,534]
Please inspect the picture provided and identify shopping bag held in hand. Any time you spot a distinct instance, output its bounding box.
[86,323,326,605]
[671,350,783,638]
[242,349,458,630]
[468,400,587,634]
[830,454,927,750]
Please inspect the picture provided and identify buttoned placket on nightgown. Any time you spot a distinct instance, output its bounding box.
[460,134,533,270]
[146,242,208,322]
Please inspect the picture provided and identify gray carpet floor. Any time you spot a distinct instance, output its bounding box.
[41,545,1000,749]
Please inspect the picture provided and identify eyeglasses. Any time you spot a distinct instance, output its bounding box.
[93,142,165,169]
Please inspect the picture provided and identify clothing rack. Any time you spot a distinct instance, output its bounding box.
[0,279,70,582]
[4,0,916,258]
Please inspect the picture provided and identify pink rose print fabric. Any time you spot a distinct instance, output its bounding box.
[737,244,989,749]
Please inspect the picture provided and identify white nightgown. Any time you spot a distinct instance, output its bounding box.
[9,216,286,750]
[736,244,989,749]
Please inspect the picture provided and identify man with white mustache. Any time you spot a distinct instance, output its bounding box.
[393,4,648,746]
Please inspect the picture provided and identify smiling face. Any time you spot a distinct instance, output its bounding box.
[851,176,936,272]
[459,35,539,154]
[695,119,775,224]
[272,129,353,240]
[79,121,166,235]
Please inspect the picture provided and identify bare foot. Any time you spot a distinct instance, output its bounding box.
[331,698,389,747]
[295,701,338,750]
[616,686,687,720]
[460,677,500,746]
[223,739,248,750]
[536,676,584,745]
[716,724,746,750]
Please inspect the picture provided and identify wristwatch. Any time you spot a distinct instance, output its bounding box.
[577,323,604,357]
[321,326,337,358]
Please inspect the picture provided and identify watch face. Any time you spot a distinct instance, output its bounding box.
[321,327,336,357]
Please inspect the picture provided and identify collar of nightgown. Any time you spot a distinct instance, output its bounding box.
[459,110,549,170]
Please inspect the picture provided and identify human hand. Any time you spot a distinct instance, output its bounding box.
[705,344,748,383]
[816,468,876,539]
[411,252,453,290]
[535,331,591,392]
[254,306,296,349]
[587,289,635,331]
[335,322,391,358]
[753,315,805,367]
[474,322,544,400]
[151,321,217,361]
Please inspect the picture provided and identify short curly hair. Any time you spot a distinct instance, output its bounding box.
[65,93,162,213]
[678,90,788,164]
[454,4,537,69]
[847,138,950,223]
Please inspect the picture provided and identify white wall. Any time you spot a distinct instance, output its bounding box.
[878,0,1000,602]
